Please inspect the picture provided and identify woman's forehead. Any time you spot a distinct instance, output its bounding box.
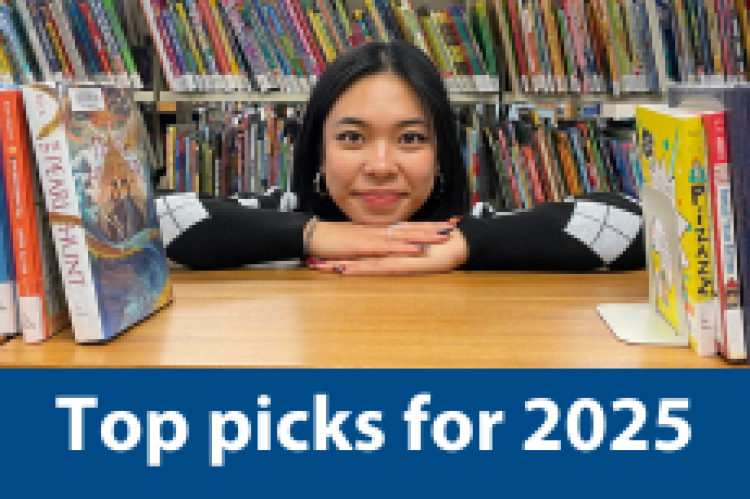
[327,74,430,126]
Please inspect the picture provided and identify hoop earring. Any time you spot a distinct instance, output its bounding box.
[314,172,328,197]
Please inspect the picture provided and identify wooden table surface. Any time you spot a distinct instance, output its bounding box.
[0,269,737,368]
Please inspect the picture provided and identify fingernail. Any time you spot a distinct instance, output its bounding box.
[438,228,453,236]
[416,244,428,252]
[334,265,346,274]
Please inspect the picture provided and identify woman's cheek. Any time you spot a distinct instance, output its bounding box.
[402,152,437,189]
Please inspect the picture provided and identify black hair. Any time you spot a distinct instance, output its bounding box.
[293,40,468,221]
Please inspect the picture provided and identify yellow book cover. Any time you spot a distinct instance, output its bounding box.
[420,12,447,73]
[637,105,717,355]
[0,37,10,78]
[309,11,338,63]
[704,0,723,78]
[365,0,389,41]
[175,2,206,76]
[208,0,240,76]
[539,0,565,92]
[736,0,750,74]
[46,20,72,77]
[437,11,467,78]
[431,12,456,76]
[393,0,410,41]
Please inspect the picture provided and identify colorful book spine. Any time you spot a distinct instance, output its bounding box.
[703,110,745,360]
[0,105,16,337]
[17,0,56,80]
[0,87,68,343]
[89,0,128,85]
[0,1,35,83]
[239,0,282,89]
[101,0,142,87]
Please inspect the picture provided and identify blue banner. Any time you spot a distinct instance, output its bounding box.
[0,369,747,497]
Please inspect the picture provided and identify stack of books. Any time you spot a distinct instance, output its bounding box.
[164,103,302,195]
[0,83,172,345]
[139,0,503,93]
[636,88,750,363]
[2,0,144,87]
[458,105,641,209]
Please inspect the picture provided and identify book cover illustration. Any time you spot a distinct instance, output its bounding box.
[25,83,172,342]
[637,105,690,333]
[65,86,173,340]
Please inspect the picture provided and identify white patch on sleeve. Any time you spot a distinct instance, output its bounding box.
[575,200,609,222]
[589,227,630,264]
[156,193,209,247]
[564,201,642,264]
[606,206,642,239]
[564,211,601,246]
[280,192,297,212]
[237,198,260,209]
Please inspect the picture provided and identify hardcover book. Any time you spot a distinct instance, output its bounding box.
[23,83,173,343]
[0,87,69,343]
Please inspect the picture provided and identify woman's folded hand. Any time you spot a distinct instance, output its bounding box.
[309,228,469,275]
[307,219,459,261]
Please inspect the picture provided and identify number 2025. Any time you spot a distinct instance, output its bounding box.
[523,398,690,452]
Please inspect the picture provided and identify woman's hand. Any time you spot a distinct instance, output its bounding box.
[309,229,469,275]
[307,219,459,260]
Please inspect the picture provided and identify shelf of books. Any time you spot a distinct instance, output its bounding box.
[135,0,750,100]
[0,0,144,87]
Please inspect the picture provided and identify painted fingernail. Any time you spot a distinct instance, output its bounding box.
[438,228,454,236]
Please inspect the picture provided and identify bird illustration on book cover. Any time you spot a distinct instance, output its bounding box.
[63,86,172,338]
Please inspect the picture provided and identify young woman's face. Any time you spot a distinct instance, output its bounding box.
[321,73,437,226]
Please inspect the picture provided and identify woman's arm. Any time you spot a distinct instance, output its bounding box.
[161,194,312,270]
[311,193,645,274]
[458,193,645,271]
[157,192,457,270]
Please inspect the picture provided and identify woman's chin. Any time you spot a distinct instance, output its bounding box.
[347,200,413,226]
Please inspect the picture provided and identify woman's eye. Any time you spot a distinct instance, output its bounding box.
[400,132,428,145]
[336,131,364,144]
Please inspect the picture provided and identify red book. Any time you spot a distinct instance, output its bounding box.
[77,0,113,75]
[443,8,474,75]
[290,0,326,73]
[44,4,75,79]
[521,146,545,203]
[0,89,69,343]
[702,110,745,359]
[198,0,231,77]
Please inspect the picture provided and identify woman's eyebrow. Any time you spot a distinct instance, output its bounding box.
[335,117,429,128]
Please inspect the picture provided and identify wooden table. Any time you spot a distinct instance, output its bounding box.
[0,269,737,368]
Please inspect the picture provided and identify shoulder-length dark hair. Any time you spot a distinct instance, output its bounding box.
[293,40,468,222]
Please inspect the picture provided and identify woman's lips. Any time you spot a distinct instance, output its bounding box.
[356,192,404,208]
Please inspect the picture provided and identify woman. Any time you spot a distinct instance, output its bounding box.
[161,41,645,274]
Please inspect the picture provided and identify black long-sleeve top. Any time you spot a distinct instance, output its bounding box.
[158,190,645,272]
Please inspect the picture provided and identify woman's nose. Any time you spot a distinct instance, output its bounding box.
[363,140,397,174]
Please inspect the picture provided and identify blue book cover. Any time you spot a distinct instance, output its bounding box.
[64,0,101,76]
[161,9,189,77]
[28,0,63,74]
[275,0,312,75]
[0,116,17,336]
[567,128,591,193]
[613,139,634,197]
[258,4,291,77]
[724,88,750,361]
